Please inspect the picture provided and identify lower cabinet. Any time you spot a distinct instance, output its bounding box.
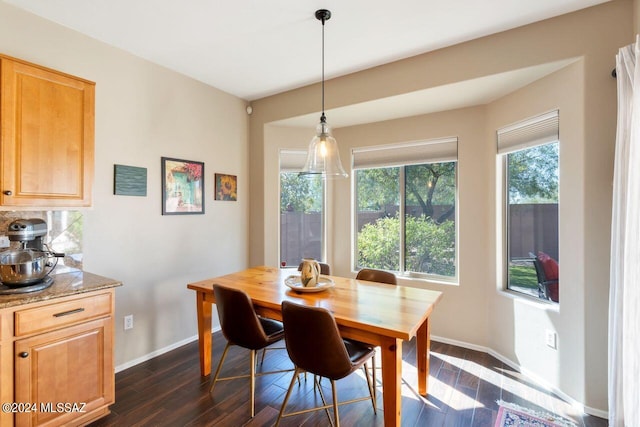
[14,318,114,427]
[0,288,116,427]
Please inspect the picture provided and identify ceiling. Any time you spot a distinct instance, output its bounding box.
[4,0,609,102]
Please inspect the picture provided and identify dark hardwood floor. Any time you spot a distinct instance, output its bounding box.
[89,332,607,426]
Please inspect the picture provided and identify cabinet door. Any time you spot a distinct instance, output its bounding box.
[0,57,94,207]
[14,317,114,427]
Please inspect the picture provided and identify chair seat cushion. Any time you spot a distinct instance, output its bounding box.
[259,317,285,340]
[344,339,375,366]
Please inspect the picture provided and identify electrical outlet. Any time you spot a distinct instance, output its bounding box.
[0,235,9,248]
[124,314,134,330]
[545,330,557,349]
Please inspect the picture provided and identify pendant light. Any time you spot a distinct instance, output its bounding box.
[300,9,348,179]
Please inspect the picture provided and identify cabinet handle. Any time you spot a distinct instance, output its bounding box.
[18,352,29,358]
[3,191,11,196]
[53,308,85,317]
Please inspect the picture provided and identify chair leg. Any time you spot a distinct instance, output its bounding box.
[275,367,302,427]
[250,349,256,418]
[209,342,231,393]
[331,379,340,427]
[363,358,376,413]
[314,376,333,425]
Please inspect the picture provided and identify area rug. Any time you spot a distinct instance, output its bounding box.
[495,401,577,427]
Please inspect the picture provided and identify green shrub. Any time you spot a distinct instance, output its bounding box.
[357,214,456,276]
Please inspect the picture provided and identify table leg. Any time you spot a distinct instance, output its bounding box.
[380,337,402,427]
[417,317,431,395]
[196,291,212,376]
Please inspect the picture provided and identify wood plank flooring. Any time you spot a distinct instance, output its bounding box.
[89,332,607,426]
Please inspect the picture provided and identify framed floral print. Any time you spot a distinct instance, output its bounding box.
[215,173,237,201]
[161,157,204,214]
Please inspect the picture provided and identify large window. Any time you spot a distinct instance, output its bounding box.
[353,138,458,280]
[498,111,559,302]
[279,150,324,268]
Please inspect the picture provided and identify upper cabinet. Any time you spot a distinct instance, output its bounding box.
[0,55,94,207]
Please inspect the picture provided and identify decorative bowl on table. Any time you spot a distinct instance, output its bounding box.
[284,275,334,293]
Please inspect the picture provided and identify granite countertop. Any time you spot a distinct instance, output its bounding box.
[0,270,122,309]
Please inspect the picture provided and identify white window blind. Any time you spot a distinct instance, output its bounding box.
[352,137,458,170]
[497,110,559,154]
[279,149,308,172]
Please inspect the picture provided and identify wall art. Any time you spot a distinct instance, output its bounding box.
[215,173,237,201]
[114,164,147,196]
[161,157,204,214]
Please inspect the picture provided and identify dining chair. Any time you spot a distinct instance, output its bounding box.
[209,284,292,418]
[297,260,332,275]
[356,268,397,285]
[356,268,401,387]
[275,301,376,427]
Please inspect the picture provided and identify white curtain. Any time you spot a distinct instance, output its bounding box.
[609,35,640,427]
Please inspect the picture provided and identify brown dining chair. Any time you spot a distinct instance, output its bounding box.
[275,301,376,427]
[356,268,400,386]
[209,285,292,418]
[356,268,397,285]
[297,260,331,275]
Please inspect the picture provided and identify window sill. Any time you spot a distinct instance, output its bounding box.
[396,275,459,288]
[498,288,560,310]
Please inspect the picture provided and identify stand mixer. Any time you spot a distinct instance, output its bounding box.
[0,218,64,294]
[7,218,49,251]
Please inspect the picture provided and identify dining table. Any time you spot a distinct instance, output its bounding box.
[187,265,443,427]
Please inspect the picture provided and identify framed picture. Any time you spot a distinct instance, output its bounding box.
[215,173,237,201]
[114,164,147,196]
[161,157,204,215]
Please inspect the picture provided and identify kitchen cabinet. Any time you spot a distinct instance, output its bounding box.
[0,54,94,207]
[0,284,117,427]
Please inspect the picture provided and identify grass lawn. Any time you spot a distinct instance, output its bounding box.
[509,264,538,290]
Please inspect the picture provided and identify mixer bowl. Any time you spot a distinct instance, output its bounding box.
[0,250,56,285]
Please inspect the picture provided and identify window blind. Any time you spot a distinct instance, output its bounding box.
[352,137,458,170]
[279,149,308,172]
[497,110,559,154]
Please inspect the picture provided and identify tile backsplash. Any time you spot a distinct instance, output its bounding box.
[0,211,83,270]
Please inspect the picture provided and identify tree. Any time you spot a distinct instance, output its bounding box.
[406,163,456,223]
[356,168,399,212]
[280,173,322,213]
[508,142,558,203]
[356,164,456,223]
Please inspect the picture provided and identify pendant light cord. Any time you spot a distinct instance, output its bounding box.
[321,15,325,119]
[315,9,331,124]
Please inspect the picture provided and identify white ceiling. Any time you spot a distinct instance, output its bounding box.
[4,0,609,102]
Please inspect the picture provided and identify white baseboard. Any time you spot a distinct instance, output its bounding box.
[431,335,608,420]
[115,326,221,373]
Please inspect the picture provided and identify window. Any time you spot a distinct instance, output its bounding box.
[353,138,458,280]
[498,111,559,302]
[279,150,324,268]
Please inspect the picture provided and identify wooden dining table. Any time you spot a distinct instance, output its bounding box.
[187,265,443,427]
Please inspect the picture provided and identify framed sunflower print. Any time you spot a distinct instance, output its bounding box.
[161,157,204,214]
[215,173,237,201]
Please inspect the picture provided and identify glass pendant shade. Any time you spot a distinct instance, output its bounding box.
[301,116,348,178]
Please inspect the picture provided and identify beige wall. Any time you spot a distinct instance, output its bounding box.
[251,0,633,415]
[488,59,587,405]
[0,3,250,367]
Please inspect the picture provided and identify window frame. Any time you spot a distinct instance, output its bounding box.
[352,139,459,283]
[497,110,560,302]
[278,150,327,267]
